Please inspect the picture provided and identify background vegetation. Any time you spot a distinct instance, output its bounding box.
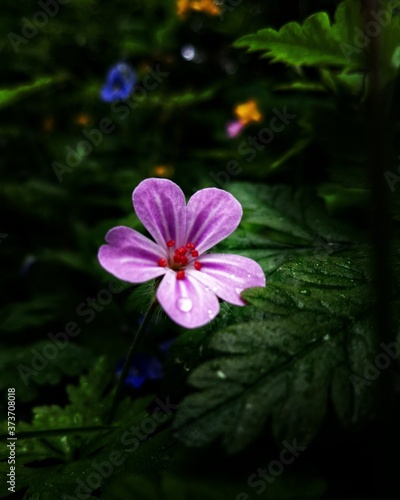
[1,0,400,498]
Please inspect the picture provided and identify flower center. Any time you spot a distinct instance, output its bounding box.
[157,240,202,279]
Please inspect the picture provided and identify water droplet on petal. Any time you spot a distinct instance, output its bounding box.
[230,274,236,280]
[247,273,252,278]
[235,287,242,295]
[177,297,193,312]
[212,286,218,292]
[205,287,210,292]
[208,309,214,317]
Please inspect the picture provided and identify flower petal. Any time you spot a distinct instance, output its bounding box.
[187,253,266,306]
[98,226,166,283]
[185,188,242,254]
[157,269,220,329]
[100,63,136,103]
[133,178,187,249]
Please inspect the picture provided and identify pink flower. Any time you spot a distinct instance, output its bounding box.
[226,120,244,138]
[98,178,266,329]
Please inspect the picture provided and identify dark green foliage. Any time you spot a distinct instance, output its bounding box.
[172,184,399,453]
[1,0,400,498]
[235,0,365,68]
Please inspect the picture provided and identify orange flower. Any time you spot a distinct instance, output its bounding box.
[153,164,175,178]
[177,0,221,17]
[177,0,190,16]
[75,114,91,126]
[234,100,262,126]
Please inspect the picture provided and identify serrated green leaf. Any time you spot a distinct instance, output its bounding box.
[0,356,176,498]
[217,183,352,275]
[173,250,399,453]
[0,357,113,464]
[234,0,365,68]
[228,183,351,242]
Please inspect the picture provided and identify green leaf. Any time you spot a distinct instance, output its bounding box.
[0,357,176,498]
[0,77,59,110]
[267,137,312,172]
[275,81,327,92]
[218,183,353,275]
[234,0,365,68]
[144,87,218,108]
[0,294,66,334]
[379,4,400,81]
[0,426,115,441]
[165,183,355,400]
[228,183,351,242]
[102,469,326,500]
[173,249,400,453]
[0,342,96,403]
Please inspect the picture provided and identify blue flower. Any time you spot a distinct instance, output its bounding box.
[100,62,136,102]
[115,340,173,389]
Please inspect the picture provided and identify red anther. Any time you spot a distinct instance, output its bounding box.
[177,246,187,255]
[180,256,188,266]
[173,254,181,263]
[186,243,195,250]
[176,270,185,280]
[191,250,199,257]
[167,240,175,247]
[158,258,167,267]
[194,261,202,271]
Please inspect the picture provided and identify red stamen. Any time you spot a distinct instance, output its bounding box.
[177,270,185,280]
[177,246,187,255]
[167,240,175,247]
[173,254,181,263]
[186,243,195,250]
[180,256,188,266]
[194,261,202,271]
[191,250,199,257]
[158,258,167,267]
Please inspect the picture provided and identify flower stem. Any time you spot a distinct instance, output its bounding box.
[107,298,159,424]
